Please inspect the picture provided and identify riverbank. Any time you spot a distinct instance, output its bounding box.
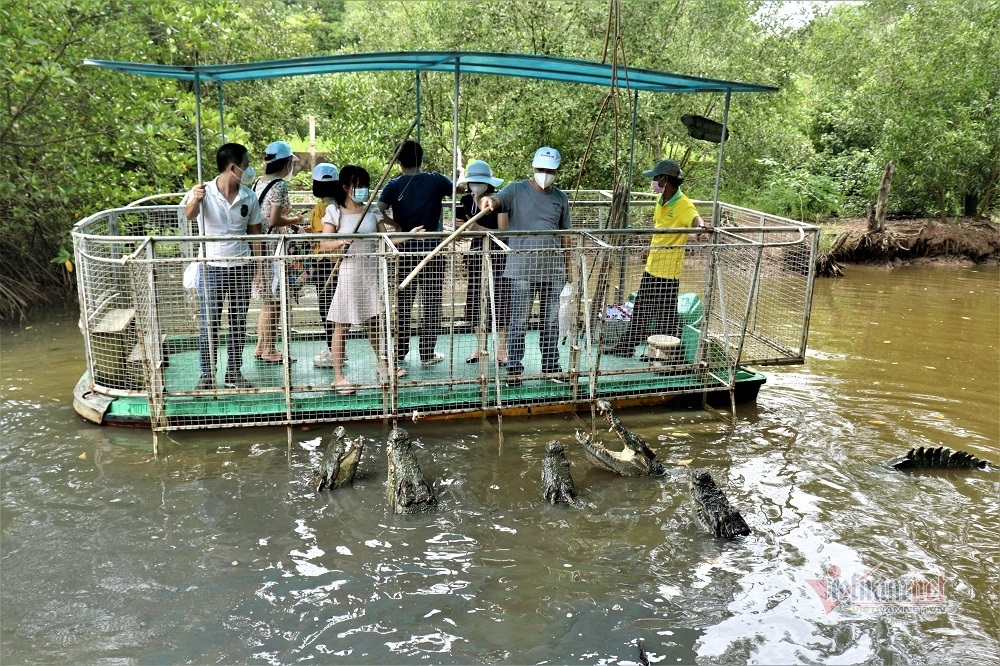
[818,216,1000,269]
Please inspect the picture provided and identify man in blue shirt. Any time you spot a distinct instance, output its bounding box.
[377,140,453,367]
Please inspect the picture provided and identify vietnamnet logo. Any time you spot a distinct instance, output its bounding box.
[806,564,947,615]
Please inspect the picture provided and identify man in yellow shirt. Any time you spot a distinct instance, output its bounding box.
[605,159,712,358]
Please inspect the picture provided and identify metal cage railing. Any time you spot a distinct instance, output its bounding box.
[73,196,818,431]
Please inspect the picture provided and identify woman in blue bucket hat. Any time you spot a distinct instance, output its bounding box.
[456,160,509,364]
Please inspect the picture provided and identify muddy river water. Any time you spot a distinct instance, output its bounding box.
[2,265,998,664]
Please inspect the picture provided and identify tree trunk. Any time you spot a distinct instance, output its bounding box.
[963,192,978,217]
[871,160,895,233]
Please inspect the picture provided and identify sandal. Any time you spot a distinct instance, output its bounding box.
[466,350,488,363]
[332,379,356,395]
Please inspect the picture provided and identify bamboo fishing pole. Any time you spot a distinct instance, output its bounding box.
[396,207,491,292]
[319,117,419,293]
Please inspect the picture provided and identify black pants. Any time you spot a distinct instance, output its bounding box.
[199,264,252,376]
[463,247,509,328]
[309,258,338,344]
[616,273,680,350]
[395,250,444,363]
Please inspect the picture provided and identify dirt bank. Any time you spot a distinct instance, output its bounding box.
[818,216,1000,269]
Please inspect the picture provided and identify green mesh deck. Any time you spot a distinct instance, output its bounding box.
[102,331,763,425]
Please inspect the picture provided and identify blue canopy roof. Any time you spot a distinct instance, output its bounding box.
[84,51,777,94]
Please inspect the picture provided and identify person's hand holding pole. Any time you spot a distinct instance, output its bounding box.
[479,195,499,212]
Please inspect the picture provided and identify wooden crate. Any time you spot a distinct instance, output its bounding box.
[90,308,139,390]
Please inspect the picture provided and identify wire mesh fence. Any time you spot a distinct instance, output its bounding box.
[73,196,818,431]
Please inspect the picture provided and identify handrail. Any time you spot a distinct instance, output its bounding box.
[125,192,188,207]
[716,225,806,247]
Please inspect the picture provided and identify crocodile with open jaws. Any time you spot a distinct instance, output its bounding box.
[386,427,437,514]
[887,446,992,471]
[541,440,579,505]
[574,399,666,477]
[312,426,363,492]
[689,468,751,538]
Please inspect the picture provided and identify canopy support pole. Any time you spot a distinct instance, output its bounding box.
[217,83,226,143]
[194,73,203,184]
[193,72,214,397]
[452,60,460,228]
[415,72,422,144]
[711,88,731,226]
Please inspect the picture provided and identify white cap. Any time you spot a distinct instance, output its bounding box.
[458,159,504,188]
[264,141,299,163]
[312,163,339,182]
[531,146,561,169]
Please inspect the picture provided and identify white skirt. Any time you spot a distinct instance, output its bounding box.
[327,254,381,324]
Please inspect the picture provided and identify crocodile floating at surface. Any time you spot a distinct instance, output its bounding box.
[887,446,992,471]
[312,426,363,492]
[689,468,751,538]
[385,427,437,514]
[575,400,666,477]
[541,440,579,505]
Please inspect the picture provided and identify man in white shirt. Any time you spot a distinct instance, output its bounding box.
[185,143,263,390]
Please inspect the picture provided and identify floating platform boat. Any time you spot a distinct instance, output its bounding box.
[72,192,813,433]
[72,52,815,440]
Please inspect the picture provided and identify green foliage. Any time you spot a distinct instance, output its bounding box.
[802,0,1000,218]
[750,158,842,222]
[1,0,997,319]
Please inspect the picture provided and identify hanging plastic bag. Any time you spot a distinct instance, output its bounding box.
[558,282,573,344]
[183,262,201,289]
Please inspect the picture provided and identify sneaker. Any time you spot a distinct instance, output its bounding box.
[194,374,216,390]
[223,372,253,390]
[603,345,635,357]
[421,352,446,367]
[314,348,335,367]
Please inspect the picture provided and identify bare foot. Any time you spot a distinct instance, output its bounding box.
[332,378,356,395]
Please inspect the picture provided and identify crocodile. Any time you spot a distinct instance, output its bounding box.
[385,427,437,514]
[574,400,665,477]
[312,426,363,492]
[541,440,579,505]
[689,468,751,538]
[887,446,992,471]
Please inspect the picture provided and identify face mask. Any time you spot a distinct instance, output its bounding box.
[652,179,664,194]
[470,183,488,199]
[351,187,369,203]
[236,165,256,186]
[534,172,555,189]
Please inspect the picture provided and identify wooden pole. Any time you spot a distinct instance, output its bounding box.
[397,208,491,292]
[358,117,419,224]
[320,117,419,294]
